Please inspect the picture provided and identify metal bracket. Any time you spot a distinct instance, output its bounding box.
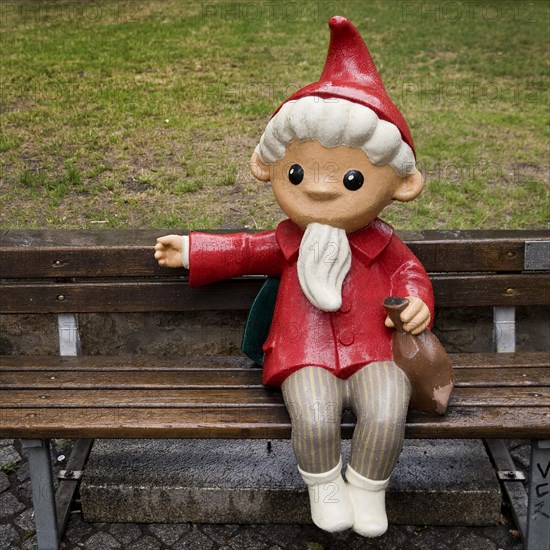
[493,306,516,353]
[57,313,81,357]
[58,470,82,480]
[498,470,526,481]
[524,241,550,270]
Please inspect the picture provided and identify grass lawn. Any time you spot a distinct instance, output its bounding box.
[1,0,548,230]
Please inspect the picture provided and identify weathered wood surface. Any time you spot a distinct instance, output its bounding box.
[2,272,549,313]
[3,352,546,371]
[1,353,548,440]
[1,231,548,441]
[1,229,548,277]
[0,406,546,440]
[3,386,549,408]
[2,365,549,390]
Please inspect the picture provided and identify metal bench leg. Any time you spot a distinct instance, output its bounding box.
[21,439,60,550]
[485,439,528,538]
[526,440,550,550]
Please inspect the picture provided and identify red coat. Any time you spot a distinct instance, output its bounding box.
[189,219,434,387]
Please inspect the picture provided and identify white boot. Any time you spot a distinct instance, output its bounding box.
[346,465,390,537]
[298,459,354,532]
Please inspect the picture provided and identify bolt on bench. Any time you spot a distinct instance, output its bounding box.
[1,229,549,550]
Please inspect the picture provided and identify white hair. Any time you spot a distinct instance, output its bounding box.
[256,96,417,177]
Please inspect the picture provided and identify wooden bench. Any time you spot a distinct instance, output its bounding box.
[1,228,549,550]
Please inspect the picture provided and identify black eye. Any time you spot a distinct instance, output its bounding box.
[288,164,304,185]
[343,170,364,191]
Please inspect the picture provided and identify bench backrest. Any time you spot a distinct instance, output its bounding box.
[1,229,549,314]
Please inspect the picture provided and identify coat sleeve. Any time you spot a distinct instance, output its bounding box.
[387,235,435,328]
[188,230,285,287]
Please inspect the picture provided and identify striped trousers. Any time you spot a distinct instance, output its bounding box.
[281,362,411,480]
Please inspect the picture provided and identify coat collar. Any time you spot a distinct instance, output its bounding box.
[275,218,394,263]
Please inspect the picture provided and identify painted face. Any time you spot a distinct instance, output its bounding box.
[269,140,406,233]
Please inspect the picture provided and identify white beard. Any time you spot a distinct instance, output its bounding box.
[297,223,352,312]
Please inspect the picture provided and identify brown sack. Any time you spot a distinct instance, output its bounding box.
[384,297,455,415]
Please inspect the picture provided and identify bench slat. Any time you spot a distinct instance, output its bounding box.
[2,366,548,389]
[0,355,254,371]
[406,407,550,439]
[2,273,549,313]
[455,368,550,387]
[2,352,548,371]
[1,389,284,407]
[0,406,548,440]
[2,386,549,408]
[2,230,548,277]
[447,352,550,369]
[448,387,550,406]
[1,369,264,389]
[0,280,260,313]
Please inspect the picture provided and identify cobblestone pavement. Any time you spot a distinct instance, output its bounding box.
[1,438,528,550]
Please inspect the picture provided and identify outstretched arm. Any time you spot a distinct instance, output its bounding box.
[155,230,284,286]
[188,230,284,287]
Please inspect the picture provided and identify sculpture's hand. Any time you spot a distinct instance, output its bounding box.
[155,235,188,268]
[384,296,431,335]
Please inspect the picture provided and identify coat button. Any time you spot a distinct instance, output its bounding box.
[340,300,351,313]
[339,330,354,346]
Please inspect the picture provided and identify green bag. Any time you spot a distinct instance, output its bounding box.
[241,277,280,366]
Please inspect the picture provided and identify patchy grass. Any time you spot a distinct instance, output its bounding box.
[1,0,548,230]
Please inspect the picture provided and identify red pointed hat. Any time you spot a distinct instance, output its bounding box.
[274,15,415,155]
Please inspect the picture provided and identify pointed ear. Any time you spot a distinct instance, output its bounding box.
[249,150,271,182]
[392,170,425,202]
